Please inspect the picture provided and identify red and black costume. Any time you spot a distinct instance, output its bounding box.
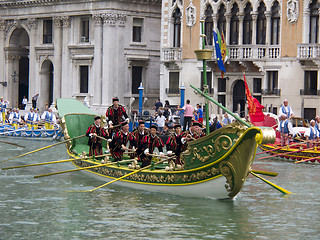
[109,129,136,161]
[106,97,129,134]
[139,131,164,167]
[130,123,149,159]
[86,121,108,156]
[166,132,184,165]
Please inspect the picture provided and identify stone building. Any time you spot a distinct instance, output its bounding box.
[161,0,320,120]
[0,0,161,114]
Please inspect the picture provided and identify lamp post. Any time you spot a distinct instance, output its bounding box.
[138,82,144,118]
[180,84,185,108]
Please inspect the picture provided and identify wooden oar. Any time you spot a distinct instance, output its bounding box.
[295,155,320,164]
[250,171,292,194]
[77,156,174,192]
[258,146,314,160]
[0,139,25,148]
[2,153,110,170]
[257,142,306,155]
[0,134,86,164]
[34,159,134,178]
[251,169,278,177]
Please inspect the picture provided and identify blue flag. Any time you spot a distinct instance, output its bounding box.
[213,30,226,73]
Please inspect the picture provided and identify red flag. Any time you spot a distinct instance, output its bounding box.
[244,72,265,122]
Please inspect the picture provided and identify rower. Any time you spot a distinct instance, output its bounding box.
[279,99,294,119]
[140,124,164,167]
[277,114,294,147]
[130,120,149,159]
[109,121,136,161]
[166,124,184,165]
[0,97,8,123]
[9,108,21,129]
[33,108,40,129]
[86,116,109,156]
[305,120,319,148]
[41,108,56,129]
[106,97,129,135]
[24,108,34,129]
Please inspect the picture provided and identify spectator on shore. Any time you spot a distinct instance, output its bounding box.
[156,111,166,133]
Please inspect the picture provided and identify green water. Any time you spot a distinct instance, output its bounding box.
[0,138,319,239]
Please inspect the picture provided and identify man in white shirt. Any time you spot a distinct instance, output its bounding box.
[305,120,319,148]
[24,108,34,129]
[277,114,294,147]
[279,99,294,118]
[41,108,56,129]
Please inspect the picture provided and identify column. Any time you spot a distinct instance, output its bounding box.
[53,17,62,103]
[318,9,320,44]
[265,11,272,45]
[0,20,6,98]
[213,14,218,32]
[251,12,258,45]
[27,18,38,104]
[61,16,71,98]
[93,14,103,106]
[303,10,310,43]
[238,13,244,45]
[225,13,231,45]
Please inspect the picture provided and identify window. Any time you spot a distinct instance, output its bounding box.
[43,19,53,44]
[218,78,226,92]
[253,78,262,93]
[267,71,278,92]
[204,6,213,45]
[132,66,143,94]
[200,72,213,93]
[271,1,280,45]
[309,0,319,43]
[173,8,181,47]
[217,5,226,37]
[133,18,143,42]
[218,95,226,109]
[303,71,318,95]
[81,17,90,43]
[257,2,266,45]
[230,4,239,45]
[80,66,89,93]
[243,3,252,44]
[168,72,180,94]
[304,108,316,121]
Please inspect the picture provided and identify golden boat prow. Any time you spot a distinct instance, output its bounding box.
[57,98,275,199]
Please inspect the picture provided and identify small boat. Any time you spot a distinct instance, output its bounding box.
[0,124,63,140]
[57,97,275,199]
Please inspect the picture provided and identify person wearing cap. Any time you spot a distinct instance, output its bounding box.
[305,119,319,148]
[9,108,21,129]
[86,116,109,156]
[24,108,34,129]
[129,120,149,159]
[181,121,202,142]
[166,124,184,165]
[0,97,8,123]
[315,116,320,133]
[277,114,294,147]
[109,121,136,161]
[139,124,164,167]
[41,108,57,129]
[279,99,294,118]
[106,97,129,134]
[33,108,40,129]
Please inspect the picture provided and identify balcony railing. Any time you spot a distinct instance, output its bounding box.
[297,44,320,59]
[162,48,182,62]
[165,88,180,94]
[261,88,281,96]
[300,89,320,96]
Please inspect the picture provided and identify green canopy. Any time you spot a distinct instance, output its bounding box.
[56,98,96,118]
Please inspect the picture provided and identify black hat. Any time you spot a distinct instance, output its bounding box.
[112,97,119,102]
[150,124,157,130]
[121,121,128,127]
[173,124,181,129]
[138,120,145,125]
[94,116,101,121]
[192,121,202,127]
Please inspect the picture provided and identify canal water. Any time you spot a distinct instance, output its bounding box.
[0,138,319,239]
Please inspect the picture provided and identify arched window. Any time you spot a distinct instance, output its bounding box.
[257,2,266,45]
[172,8,181,47]
[230,3,239,45]
[205,5,214,45]
[271,1,280,45]
[309,0,320,43]
[217,4,226,36]
[243,3,252,44]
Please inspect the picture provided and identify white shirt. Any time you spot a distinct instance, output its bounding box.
[279,105,294,118]
[22,98,28,105]
[277,120,294,135]
[305,126,319,138]
[41,111,57,124]
[156,115,166,127]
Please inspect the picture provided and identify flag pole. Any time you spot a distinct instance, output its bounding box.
[200,20,210,135]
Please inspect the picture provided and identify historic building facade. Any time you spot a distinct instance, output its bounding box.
[0,0,161,114]
[161,0,320,119]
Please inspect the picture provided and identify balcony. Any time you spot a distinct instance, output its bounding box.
[165,88,180,94]
[300,89,320,96]
[261,88,281,96]
[162,48,182,62]
[297,44,320,59]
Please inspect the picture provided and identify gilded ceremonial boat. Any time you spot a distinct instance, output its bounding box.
[57,98,275,199]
